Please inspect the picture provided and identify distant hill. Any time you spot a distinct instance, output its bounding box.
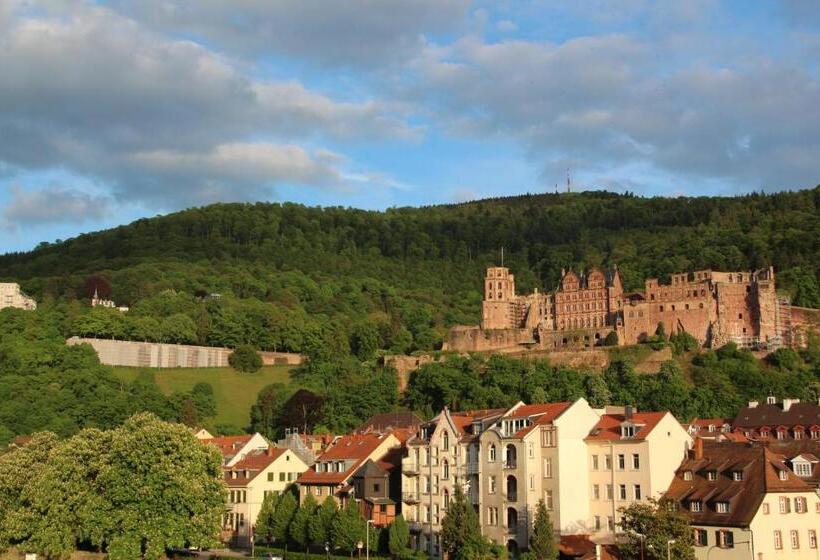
[1,188,818,356]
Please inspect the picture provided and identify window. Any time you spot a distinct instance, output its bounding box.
[794,462,812,477]
[314,486,322,496]
[488,475,496,494]
[442,460,449,480]
[487,507,498,526]
[279,472,286,481]
[778,469,788,480]
[717,530,734,548]
[794,497,807,513]
[489,445,496,462]
[779,496,791,513]
[267,472,274,481]
[809,530,817,549]
[529,474,534,490]
[442,431,449,451]
[619,484,627,500]
[373,483,380,493]
[542,428,556,447]
[632,454,640,469]
[706,470,717,481]
[690,500,702,512]
[715,501,729,513]
[617,454,625,470]
[774,530,783,549]
[634,485,642,500]
[683,471,693,481]
[543,458,553,478]
[545,490,554,510]
[592,484,600,500]
[732,471,743,481]
[607,517,615,532]
[762,503,770,514]
[604,455,612,470]
[791,530,800,549]
[592,455,599,470]
[694,529,708,546]
[606,484,613,500]
[594,516,601,531]
[621,425,636,438]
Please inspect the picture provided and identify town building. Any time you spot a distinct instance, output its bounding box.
[350,450,403,528]
[401,407,506,557]
[201,433,270,467]
[585,407,692,541]
[0,282,36,310]
[296,432,401,513]
[665,439,820,560]
[448,266,798,353]
[222,447,310,546]
[732,397,820,441]
[684,418,735,441]
[91,288,129,312]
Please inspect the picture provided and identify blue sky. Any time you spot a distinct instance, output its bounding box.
[1,0,819,253]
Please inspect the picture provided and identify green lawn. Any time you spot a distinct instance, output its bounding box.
[112,365,293,429]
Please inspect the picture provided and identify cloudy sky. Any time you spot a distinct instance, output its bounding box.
[1,0,819,252]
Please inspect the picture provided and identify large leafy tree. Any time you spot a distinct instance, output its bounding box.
[331,500,365,556]
[618,498,695,560]
[271,491,298,546]
[290,493,318,554]
[308,496,338,549]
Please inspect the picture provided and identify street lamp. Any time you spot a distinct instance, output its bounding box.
[366,520,375,560]
[357,540,363,560]
[667,539,676,560]
[630,531,646,560]
[324,541,330,560]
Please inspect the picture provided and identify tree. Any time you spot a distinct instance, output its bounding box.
[332,500,365,556]
[229,344,263,373]
[441,485,489,560]
[290,493,318,554]
[387,515,410,558]
[618,498,695,560]
[309,496,338,549]
[529,500,557,560]
[272,491,298,547]
[350,321,381,361]
[256,492,279,543]
[603,330,619,346]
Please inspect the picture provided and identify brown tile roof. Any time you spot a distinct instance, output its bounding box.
[586,411,666,441]
[356,412,422,434]
[763,439,820,487]
[224,448,286,486]
[297,433,395,486]
[733,402,820,431]
[511,402,573,438]
[559,535,621,560]
[665,440,812,527]
[202,434,254,458]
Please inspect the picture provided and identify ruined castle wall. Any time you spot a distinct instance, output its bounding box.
[446,326,535,352]
[66,337,303,368]
[713,282,758,346]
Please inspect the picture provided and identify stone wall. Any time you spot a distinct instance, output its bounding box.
[66,337,303,368]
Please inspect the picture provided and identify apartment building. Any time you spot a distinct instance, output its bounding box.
[666,439,820,560]
[402,407,506,557]
[222,447,309,546]
[586,407,692,541]
[733,397,820,441]
[479,400,601,555]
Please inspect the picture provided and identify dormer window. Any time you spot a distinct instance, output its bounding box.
[732,471,743,481]
[706,470,717,481]
[792,459,813,477]
[778,470,788,481]
[231,471,237,479]
[683,471,693,481]
[715,501,730,513]
[621,424,636,438]
[690,500,702,512]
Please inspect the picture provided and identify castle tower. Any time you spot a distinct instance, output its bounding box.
[482,267,517,329]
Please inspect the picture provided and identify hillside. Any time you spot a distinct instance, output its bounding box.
[1,189,818,360]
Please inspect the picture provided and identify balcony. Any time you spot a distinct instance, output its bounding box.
[467,461,480,474]
[402,459,420,476]
[402,492,420,504]
[408,520,425,532]
[503,460,517,469]
[506,492,518,502]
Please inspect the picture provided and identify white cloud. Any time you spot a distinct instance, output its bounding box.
[2,184,112,229]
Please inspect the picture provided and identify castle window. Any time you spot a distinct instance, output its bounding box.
[700,303,704,309]
[660,305,664,312]
[671,305,676,311]
[685,304,689,310]
[738,313,743,319]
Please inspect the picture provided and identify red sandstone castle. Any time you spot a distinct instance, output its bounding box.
[447,265,800,353]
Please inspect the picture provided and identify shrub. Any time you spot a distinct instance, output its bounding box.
[229,344,263,373]
[603,331,619,346]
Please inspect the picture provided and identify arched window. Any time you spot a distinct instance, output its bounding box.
[489,444,497,462]
[506,475,518,501]
[442,430,449,452]
[507,507,518,528]
[443,460,449,480]
[505,444,517,468]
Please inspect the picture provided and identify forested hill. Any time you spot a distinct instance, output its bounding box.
[4,188,820,297]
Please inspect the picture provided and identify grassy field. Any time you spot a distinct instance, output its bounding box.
[112,365,293,429]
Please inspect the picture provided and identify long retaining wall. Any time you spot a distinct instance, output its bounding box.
[66,337,303,368]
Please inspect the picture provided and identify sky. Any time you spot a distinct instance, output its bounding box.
[1,0,819,253]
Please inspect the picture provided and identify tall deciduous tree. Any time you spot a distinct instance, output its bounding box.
[290,493,318,554]
[272,491,298,546]
[309,496,338,549]
[618,498,695,560]
[332,500,365,556]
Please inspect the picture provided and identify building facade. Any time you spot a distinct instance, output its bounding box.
[666,439,820,560]
[449,266,793,353]
[0,283,36,310]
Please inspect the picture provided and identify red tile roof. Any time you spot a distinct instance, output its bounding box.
[202,434,254,458]
[224,448,286,486]
[508,402,571,419]
[297,433,395,486]
[586,412,666,441]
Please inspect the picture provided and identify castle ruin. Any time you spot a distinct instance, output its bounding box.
[447,265,798,353]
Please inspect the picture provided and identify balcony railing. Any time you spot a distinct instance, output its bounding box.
[402,492,420,504]
[401,459,420,475]
[503,460,517,469]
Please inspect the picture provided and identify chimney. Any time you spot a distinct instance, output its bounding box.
[782,398,799,412]
[625,405,634,420]
[595,544,602,560]
[748,401,758,408]
[766,396,777,405]
[693,437,704,460]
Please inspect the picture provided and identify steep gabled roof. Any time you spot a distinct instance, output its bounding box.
[224,448,286,486]
[733,402,820,430]
[586,412,666,442]
[297,433,396,486]
[356,412,422,434]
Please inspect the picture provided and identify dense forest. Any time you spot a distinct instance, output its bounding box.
[1,188,818,358]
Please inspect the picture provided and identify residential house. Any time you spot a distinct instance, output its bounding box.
[585,407,692,541]
[222,447,310,546]
[665,439,820,560]
[350,453,401,527]
[202,432,270,467]
[297,432,400,508]
[733,398,820,441]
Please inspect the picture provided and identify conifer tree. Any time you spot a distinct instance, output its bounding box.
[387,515,409,558]
[256,492,279,543]
[332,500,365,557]
[441,485,488,559]
[529,499,557,560]
[272,491,298,546]
[309,496,338,550]
[290,493,318,555]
